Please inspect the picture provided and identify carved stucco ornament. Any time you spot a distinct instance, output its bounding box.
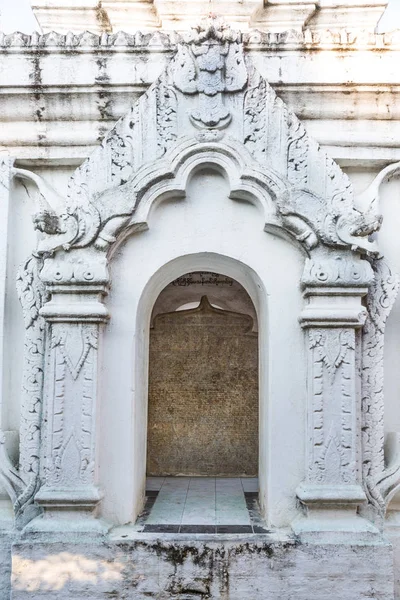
[9,16,384,264]
[172,15,248,129]
[3,16,400,527]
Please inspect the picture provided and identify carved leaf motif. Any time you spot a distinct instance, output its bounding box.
[309,329,356,486]
[53,324,98,381]
[16,256,47,330]
[323,436,343,484]
[46,322,98,488]
[60,434,82,485]
[243,73,267,164]
[224,42,247,92]
[172,26,246,130]
[310,330,354,375]
[172,45,197,94]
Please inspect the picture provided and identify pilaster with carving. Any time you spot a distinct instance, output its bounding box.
[296,254,375,536]
[35,282,109,519]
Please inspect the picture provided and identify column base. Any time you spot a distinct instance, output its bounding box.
[292,513,380,543]
[297,483,367,506]
[31,485,108,534]
[23,512,110,536]
[294,483,380,542]
[35,485,102,509]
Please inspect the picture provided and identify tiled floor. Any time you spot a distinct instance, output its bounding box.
[139,477,268,534]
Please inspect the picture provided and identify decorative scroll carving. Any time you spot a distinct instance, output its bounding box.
[16,256,48,478]
[308,329,356,485]
[156,81,178,155]
[243,73,267,164]
[362,259,400,514]
[106,112,137,187]
[172,16,247,129]
[287,118,308,188]
[302,254,374,288]
[0,255,50,527]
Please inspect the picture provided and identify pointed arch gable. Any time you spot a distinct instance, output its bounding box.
[25,16,380,269]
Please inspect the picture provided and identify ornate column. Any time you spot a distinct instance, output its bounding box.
[34,255,109,528]
[294,253,379,540]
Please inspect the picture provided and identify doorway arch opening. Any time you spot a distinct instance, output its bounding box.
[147,271,259,479]
[140,270,263,531]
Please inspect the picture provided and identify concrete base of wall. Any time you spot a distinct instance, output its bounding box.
[0,530,12,599]
[8,530,395,599]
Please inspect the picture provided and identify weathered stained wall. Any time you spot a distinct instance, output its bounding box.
[9,534,394,599]
[148,297,258,477]
[1,32,400,165]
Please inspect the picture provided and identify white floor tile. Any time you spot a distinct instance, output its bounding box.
[145,476,253,527]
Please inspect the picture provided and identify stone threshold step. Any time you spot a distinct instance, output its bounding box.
[143,524,270,534]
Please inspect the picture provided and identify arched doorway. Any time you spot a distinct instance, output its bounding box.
[147,271,259,478]
[142,271,261,531]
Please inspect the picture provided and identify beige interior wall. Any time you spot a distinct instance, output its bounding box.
[147,284,258,477]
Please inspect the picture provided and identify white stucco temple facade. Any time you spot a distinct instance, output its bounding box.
[1,1,400,598]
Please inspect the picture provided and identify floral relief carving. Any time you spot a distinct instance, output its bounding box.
[0,255,50,527]
[287,118,309,188]
[308,329,356,485]
[309,329,355,377]
[16,256,48,478]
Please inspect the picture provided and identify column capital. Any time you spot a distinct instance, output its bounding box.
[301,254,374,290]
[40,287,109,323]
[300,288,368,329]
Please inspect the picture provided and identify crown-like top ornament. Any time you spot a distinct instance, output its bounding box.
[172,14,247,129]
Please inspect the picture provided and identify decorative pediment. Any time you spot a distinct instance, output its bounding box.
[10,15,386,274]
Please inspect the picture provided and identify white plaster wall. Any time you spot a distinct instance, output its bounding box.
[344,167,400,436]
[98,168,305,527]
[2,159,400,531]
[379,177,400,436]
[3,178,35,434]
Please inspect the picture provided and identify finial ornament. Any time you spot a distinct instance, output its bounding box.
[172,14,247,129]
